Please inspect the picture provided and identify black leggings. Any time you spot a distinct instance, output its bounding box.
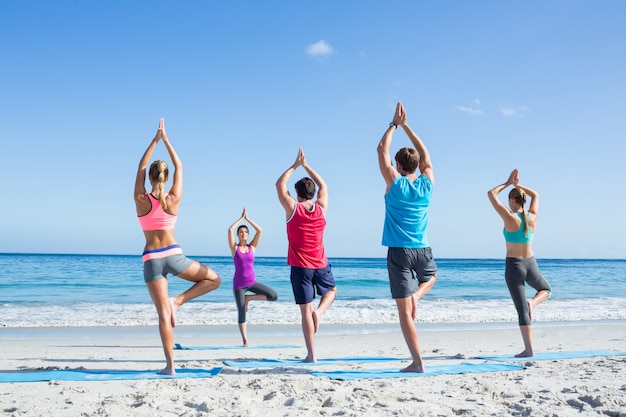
[505,257,552,326]
[234,282,278,323]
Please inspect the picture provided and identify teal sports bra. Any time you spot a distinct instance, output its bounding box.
[503,212,534,244]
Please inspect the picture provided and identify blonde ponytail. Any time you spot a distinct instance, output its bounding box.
[148,160,169,210]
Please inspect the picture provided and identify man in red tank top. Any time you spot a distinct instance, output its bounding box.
[276,147,337,363]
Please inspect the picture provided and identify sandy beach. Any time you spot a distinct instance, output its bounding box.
[1,321,625,416]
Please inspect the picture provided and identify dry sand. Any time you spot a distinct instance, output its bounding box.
[1,321,625,416]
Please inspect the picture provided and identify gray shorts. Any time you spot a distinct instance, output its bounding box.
[143,253,194,283]
[387,247,437,299]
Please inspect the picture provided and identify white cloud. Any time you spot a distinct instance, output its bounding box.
[500,105,529,117]
[305,40,335,58]
[456,106,485,116]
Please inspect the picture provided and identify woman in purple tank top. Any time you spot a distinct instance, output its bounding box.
[228,207,278,346]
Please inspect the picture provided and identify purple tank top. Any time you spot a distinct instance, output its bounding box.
[233,246,256,290]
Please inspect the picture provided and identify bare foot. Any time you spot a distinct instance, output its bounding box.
[242,339,249,347]
[158,367,175,375]
[169,298,178,328]
[515,350,533,358]
[401,362,425,373]
[312,310,320,334]
[302,355,316,363]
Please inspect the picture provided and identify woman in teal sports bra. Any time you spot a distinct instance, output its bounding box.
[488,169,552,357]
[134,118,221,375]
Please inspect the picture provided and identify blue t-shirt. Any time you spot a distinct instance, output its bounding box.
[382,175,433,248]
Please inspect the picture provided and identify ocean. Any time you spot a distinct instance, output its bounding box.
[1,254,625,328]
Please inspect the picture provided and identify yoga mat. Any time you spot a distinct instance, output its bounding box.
[311,362,525,380]
[476,349,626,362]
[223,356,403,369]
[174,343,300,350]
[0,367,223,383]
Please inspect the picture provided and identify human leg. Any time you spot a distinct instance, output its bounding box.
[387,248,427,371]
[415,275,436,302]
[517,325,534,357]
[290,267,316,362]
[411,247,438,318]
[413,275,436,319]
[300,302,316,362]
[505,258,533,356]
[247,282,279,301]
[146,278,176,375]
[238,322,248,347]
[234,288,248,346]
[310,265,336,333]
[395,296,425,373]
[312,287,336,333]
[171,260,221,324]
[524,258,552,321]
[528,290,550,321]
[244,282,279,313]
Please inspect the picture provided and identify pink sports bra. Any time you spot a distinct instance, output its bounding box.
[138,194,177,231]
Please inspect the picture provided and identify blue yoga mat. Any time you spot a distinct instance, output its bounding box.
[223,356,403,369]
[476,349,626,362]
[174,343,300,350]
[0,367,223,383]
[311,362,525,380]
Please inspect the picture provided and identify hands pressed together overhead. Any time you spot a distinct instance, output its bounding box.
[153,118,169,142]
[393,101,407,126]
[292,147,309,169]
[507,169,519,187]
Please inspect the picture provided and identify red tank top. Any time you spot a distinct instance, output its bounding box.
[286,202,327,269]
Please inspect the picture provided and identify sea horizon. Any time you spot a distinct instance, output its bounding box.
[2,254,625,328]
[2,251,625,260]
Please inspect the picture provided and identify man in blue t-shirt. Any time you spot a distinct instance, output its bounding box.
[377,101,438,373]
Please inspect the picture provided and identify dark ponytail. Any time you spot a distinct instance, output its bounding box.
[508,188,528,236]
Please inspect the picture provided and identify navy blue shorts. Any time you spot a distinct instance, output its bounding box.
[290,264,336,304]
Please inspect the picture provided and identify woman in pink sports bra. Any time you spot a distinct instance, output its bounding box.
[228,207,278,346]
[134,118,221,375]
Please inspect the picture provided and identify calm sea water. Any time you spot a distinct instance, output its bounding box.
[0,254,624,327]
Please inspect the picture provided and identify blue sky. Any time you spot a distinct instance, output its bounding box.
[2,1,624,259]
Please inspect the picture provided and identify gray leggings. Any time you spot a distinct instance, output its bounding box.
[505,257,552,326]
[234,282,278,323]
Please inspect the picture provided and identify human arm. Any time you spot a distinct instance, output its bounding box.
[275,148,302,217]
[300,149,329,211]
[159,120,183,208]
[487,169,520,229]
[244,208,263,251]
[377,102,402,191]
[227,208,245,257]
[134,119,163,211]
[515,184,539,215]
[399,103,434,184]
